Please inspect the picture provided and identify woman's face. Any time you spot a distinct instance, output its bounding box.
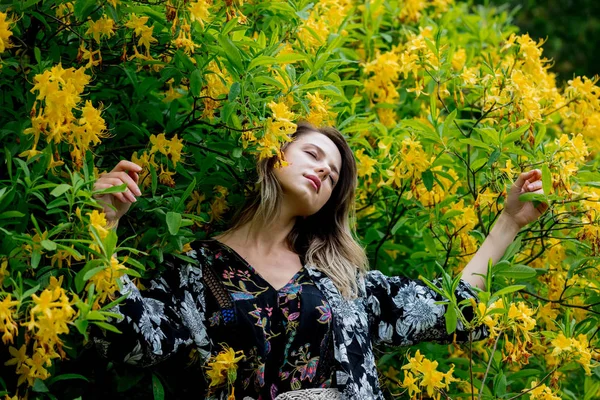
[273,131,343,217]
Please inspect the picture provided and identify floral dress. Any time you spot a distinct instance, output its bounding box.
[92,239,487,399]
[203,240,336,398]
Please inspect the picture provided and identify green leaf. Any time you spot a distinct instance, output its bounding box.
[166,211,182,235]
[50,184,71,197]
[86,311,107,321]
[152,374,165,400]
[542,164,552,195]
[91,321,122,334]
[518,193,546,202]
[22,284,40,300]
[503,124,530,144]
[75,259,104,292]
[442,109,457,137]
[228,82,241,101]
[534,124,547,148]
[31,250,41,269]
[34,47,42,64]
[476,127,499,145]
[248,55,276,70]
[500,236,522,261]
[83,265,108,282]
[495,264,537,280]
[190,69,202,97]
[217,34,243,73]
[0,211,25,219]
[459,138,491,150]
[41,240,57,251]
[493,285,526,297]
[93,183,127,195]
[487,149,500,167]
[445,305,457,334]
[32,379,49,393]
[47,374,89,385]
[175,178,197,212]
[423,231,437,256]
[422,169,434,191]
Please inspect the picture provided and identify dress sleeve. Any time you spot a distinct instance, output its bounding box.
[364,270,488,347]
[91,252,210,367]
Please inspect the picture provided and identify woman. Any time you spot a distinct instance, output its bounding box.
[91,122,547,399]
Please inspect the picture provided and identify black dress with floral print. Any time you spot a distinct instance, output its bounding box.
[204,240,336,399]
[91,239,487,400]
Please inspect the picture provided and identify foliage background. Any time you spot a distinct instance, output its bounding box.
[480,0,600,83]
[0,0,599,399]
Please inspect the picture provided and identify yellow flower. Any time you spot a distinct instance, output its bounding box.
[5,344,27,370]
[452,48,467,71]
[499,159,516,179]
[205,345,244,389]
[85,15,116,43]
[526,381,561,400]
[186,190,205,214]
[402,371,421,397]
[0,257,8,286]
[305,92,337,127]
[0,294,19,344]
[355,149,377,177]
[88,210,109,240]
[0,11,14,53]
[87,256,127,308]
[188,0,211,27]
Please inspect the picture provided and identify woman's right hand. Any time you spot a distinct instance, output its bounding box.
[93,160,143,225]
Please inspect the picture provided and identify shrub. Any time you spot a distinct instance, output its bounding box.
[0,0,598,398]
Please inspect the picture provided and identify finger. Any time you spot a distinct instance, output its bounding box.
[525,181,543,192]
[94,182,129,204]
[514,169,541,190]
[100,178,137,203]
[110,160,143,174]
[107,171,142,196]
[128,170,140,185]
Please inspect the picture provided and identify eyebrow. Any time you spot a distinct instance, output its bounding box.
[308,144,340,175]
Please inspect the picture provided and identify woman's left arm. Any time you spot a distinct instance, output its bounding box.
[461,169,549,290]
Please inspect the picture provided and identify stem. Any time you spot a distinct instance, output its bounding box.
[477,334,500,400]
[469,331,475,400]
[506,368,557,400]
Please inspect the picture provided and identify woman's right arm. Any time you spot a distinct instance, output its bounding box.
[90,161,211,367]
[91,256,210,367]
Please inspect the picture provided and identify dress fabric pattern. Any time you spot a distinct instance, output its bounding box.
[92,240,487,399]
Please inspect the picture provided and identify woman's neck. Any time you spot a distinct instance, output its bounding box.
[217,213,298,255]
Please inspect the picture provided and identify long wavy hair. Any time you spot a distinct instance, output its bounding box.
[224,122,368,298]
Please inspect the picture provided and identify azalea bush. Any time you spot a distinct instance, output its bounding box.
[0,0,599,399]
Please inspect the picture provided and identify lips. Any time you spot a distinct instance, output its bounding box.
[305,175,321,192]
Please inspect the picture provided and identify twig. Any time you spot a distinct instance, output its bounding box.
[506,368,557,400]
[478,334,500,400]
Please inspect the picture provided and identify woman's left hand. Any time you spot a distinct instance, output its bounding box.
[503,169,549,229]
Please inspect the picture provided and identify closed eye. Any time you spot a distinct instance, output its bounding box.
[305,151,317,158]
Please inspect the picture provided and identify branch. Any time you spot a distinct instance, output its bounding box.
[478,334,501,400]
[506,368,558,400]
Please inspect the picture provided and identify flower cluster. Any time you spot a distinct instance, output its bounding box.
[400,350,458,400]
[0,11,13,55]
[21,65,106,168]
[254,101,297,164]
[550,332,595,375]
[205,345,244,399]
[4,277,77,387]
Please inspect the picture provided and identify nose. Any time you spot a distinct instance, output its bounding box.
[316,164,331,181]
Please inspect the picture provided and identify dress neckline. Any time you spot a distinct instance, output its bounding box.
[209,238,305,292]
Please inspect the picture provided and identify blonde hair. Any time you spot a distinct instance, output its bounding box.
[225,122,368,298]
